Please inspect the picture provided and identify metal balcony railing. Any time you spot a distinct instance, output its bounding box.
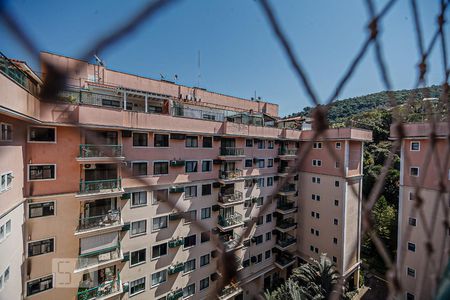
[278,166,292,174]
[276,201,295,211]
[77,274,121,300]
[218,191,243,204]
[220,147,244,156]
[77,246,121,270]
[276,234,297,248]
[279,183,296,193]
[219,169,243,180]
[79,144,123,158]
[218,282,242,299]
[276,218,297,229]
[220,232,242,251]
[77,210,121,232]
[278,148,298,155]
[168,262,184,275]
[275,254,295,267]
[218,212,243,228]
[79,178,121,193]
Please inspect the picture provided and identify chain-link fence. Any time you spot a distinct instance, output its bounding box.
[1,0,449,299]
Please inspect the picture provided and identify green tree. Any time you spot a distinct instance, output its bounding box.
[264,279,305,300]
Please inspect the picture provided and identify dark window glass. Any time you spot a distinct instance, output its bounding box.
[133,132,148,147]
[154,134,169,147]
[154,162,168,175]
[132,162,147,176]
[29,127,55,142]
[202,184,212,196]
[28,238,54,257]
[202,137,212,148]
[29,202,54,218]
[29,165,55,180]
[130,249,146,266]
[184,234,197,248]
[27,275,53,296]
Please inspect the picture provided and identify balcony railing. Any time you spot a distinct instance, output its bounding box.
[275,254,295,267]
[219,169,243,180]
[168,262,184,275]
[219,191,243,204]
[167,288,183,300]
[79,178,121,193]
[79,144,123,158]
[276,218,297,229]
[77,210,121,232]
[77,246,121,270]
[279,184,296,193]
[218,212,243,228]
[219,232,242,251]
[276,234,297,248]
[278,148,298,156]
[0,53,39,96]
[77,274,121,300]
[220,147,244,156]
[278,166,292,174]
[276,201,295,211]
[218,282,242,300]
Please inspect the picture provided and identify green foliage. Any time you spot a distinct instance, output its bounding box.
[372,196,397,244]
[264,279,305,300]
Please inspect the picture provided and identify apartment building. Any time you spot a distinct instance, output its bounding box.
[391,122,450,300]
[0,52,371,300]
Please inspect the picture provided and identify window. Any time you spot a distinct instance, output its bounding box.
[335,161,340,168]
[184,259,196,273]
[268,140,274,149]
[406,293,415,300]
[312,159,322,167]
[245,179,253,188]
[27,275,53,296]
[183,283,195,298]
[312,176,321,184]
[184,210,197,223]
[130,249,146,266]
[411,141,420,151]
[267,177,273,186]
[133,132,148,147]
[154,161,169,175]
[186,136,198,148]
[409,192,416,201]
[153,189,168,204]
[28,127,56,142]
[266,214,272,223]
[256,197,263,206]
[256,178,265,188]
[154,134,169,147]
[310,245,314,252]
[151,270,167,287]
[152,216,168,231]
[408,217,417,226]
[0,123,12,141]
[202,136,212,148]
[131,191,147,207]
[185,161,198,173]
[132,162,147,176]
[28,165,55,181]
[410,167,419,177]
[0,172,13,192]
[333,238,338,244]
[152,243,167,258]
[245,159,253,168]
[335,142,341,149]
[28,202,55,218]
[256,216,263,226]
[184,234,196,248]
[201,231,210,243]
[316,213,320,219]
[265,250,271,259]
[246,139,253,147]
[333,256,337,263]
[200,254,210,267]
[130,277,146,295]
[335,181,340,187]
[28,238,54,257]
[257,140,265,149]
[244,199,251,207]
[243,259,250,268]
[312,194,320,201]
[202,160,212,172]
[266,232,272,241]
[315,230,319,236]
[334,218,339,225]
[201,184,212,196]
[185,186,197,198]
[407,242,416,252]
[201,207,211,219]
[407,267,415,277]
[258,159,265,168]
[254,235,263,245]
[200,277,209,290]
[131,220,147,236]
[315,248,319,253]
[334,200,339,206]
[257,253,263,263]
[313,142,322,149]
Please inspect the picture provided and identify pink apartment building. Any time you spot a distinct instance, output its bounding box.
[391,122,450,300]
[0,52,371,300]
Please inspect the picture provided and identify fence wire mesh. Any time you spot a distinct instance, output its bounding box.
[1,0,449,299]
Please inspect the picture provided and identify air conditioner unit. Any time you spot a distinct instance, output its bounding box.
[83,164,96,170]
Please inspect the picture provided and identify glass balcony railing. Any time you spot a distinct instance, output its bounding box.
[276,218,297,230]
[77,210,121,232]
[276,234,297,248]
[77,274,121,300]
[220,147,244,156]
[219,232,242,251]
[79,144,123,158]
[219,191,243,204]
[218,212,243,228]
[279,184,296,193]
[278,148,298,156]
[276,201,295,211]
[275,254,295,267]
[79,178,122,193]
[77,246,121,270]
[219,169,243,180]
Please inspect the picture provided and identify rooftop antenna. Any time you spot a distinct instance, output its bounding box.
[94,54,104,66]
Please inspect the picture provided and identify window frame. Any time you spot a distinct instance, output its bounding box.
[184,185,197,198]
[201,160,212,172]
[200,253,210,267]
[27,237,55,258]
[185,161,198,173]
[131,191,148,207]
[201,184,212,196]
[410,167,420,177]
[26,274,53,296]
[132,132,148,147]
[129,277,146,296]
[202,136,213,148]
[154,134,169,147]
[28,201,55,219]
[410,141,420,151]
[153,161,169,175]
[185,136,199,148]
[132,161,148,177]
[130,248,147,267]
[183,258,196,274]
[0,171,13,192]
[151,270,167,287]
[152,215,168,232]
[27,126,57,143]
[151,242,168,259]
[28,164,56,181]
[201,207,211,220]
[183,234,197,249]
[0,122,12,142]
[130,219,147,237]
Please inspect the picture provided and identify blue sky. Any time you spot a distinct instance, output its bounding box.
[1,0,447,116]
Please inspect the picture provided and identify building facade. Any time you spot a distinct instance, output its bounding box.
[392,122,450,300]
[0,52,371,300]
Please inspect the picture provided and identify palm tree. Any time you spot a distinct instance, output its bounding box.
[264,279,305,300]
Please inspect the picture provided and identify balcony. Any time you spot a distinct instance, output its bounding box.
[219,232,243,252]
[278,184,296,196]
[218,169,243,183]
[77,145,124,163]
[78,179,123,199]
[168,238,184,248]
[77,275,123,300]
[75,210,122,236]
[168,262,184,275]
[278,166,293,176]
[274,254,296,269]
[218,212,244,231]
[75,246,122,273]
[278,148,298,159]
[218,147,245,160]
[275,218,297,233]
[275,201,297,214]
[218,191,244,207]
[167,288,183,300]
[218,282,243,300]
[275,234,297,251]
